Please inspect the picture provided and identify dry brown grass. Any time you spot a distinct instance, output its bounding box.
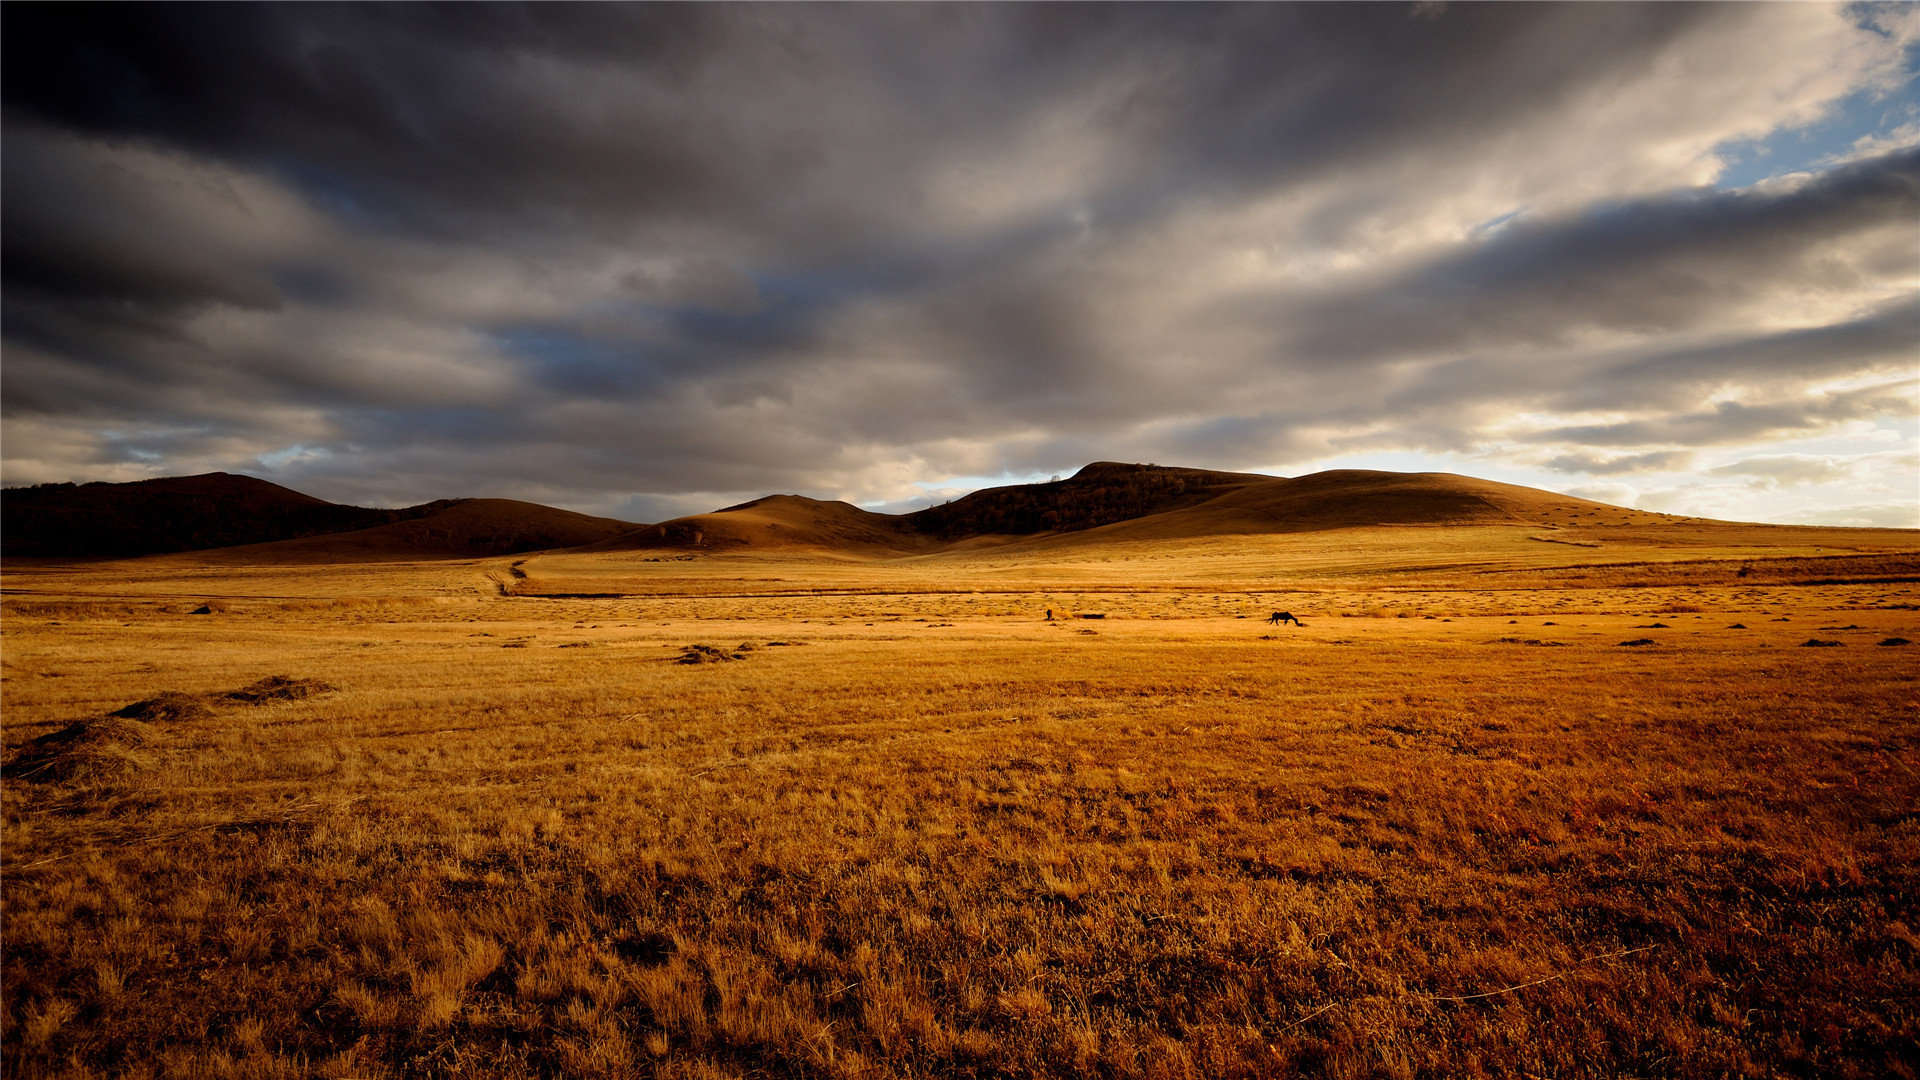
[4,526,1917,1078]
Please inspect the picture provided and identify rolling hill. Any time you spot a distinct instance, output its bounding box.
[903,461,1272,538]
[4,462,1833,564]
[618,462,1700,555]
[609,494,934,555]
[1,474,638,560]
[198,499,643,563]
[1,473,394,557]
[1039,468,1651,544]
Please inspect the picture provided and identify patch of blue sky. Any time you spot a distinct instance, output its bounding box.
[568,265,903,364]
[1469,209,1525,240]
[258,444,327,468]
[855,469,1059,513]
[263,156,398,232]
[269,263,355,307]
[748,265,903,308]
[916,470,1061,494]
[1714,31,1919,188]
[491,324,668,396]
[101,430,165,463]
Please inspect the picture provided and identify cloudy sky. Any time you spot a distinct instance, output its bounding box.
[4,3,1917,526]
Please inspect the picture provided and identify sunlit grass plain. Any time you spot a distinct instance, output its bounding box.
[4,521,1917,1079]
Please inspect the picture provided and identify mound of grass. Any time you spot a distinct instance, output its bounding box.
[1800,639,1844,648]
[1617,638,1657,647]
[226,676,336,704]
[7,717,158,783]
[677,644,746,664]
[1879,637,1912,646]
[109,692,213,723]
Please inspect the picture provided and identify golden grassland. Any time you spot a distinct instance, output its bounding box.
[4,521,1918,1079]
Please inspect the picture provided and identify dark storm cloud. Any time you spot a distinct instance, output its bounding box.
[1527,384,1910,448]
[1272,146,1920,362]
[2,2,1914,518]
[1368,292,1919,422]
[0,3,1728,251]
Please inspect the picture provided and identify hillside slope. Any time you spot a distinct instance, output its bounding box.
[617,464,1670,556]
[1,473,394,557]
[7,463,1797,563]
[611,495,932,555]
[199,499,641,563]
[2,475,640,560]
[904,461,1271,538]
[1060,469,1650,543]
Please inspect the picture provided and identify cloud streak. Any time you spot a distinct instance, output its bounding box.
[3,2,1915,526]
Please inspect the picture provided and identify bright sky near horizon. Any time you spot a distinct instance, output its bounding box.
[3,2,1916,526]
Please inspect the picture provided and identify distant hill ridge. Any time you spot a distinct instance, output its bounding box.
[1,473,637,559]
[4,462,1733,561]
[618,462,1668,555]
[904,461,1270,538]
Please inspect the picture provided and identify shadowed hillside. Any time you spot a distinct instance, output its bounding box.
[2,475,638,560]
[1050,469,1656,543]
[611,495,931,555]
[9,463,1869,564]
[903,462,1271,538]
[622,464,1714,557]
[1,474,399,557]
[200,499,641,563]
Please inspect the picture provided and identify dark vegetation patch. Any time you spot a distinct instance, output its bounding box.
[1878,638,1912,647]
[1618,639,1657,647]
[1800,639,1845,648]
[678,644,748,664]
[903,461,1254,538]
[8,677,335,784]
[225,676,336,704]
[0,473,408,557]
[110,692,212,724]
[6,717,157,783]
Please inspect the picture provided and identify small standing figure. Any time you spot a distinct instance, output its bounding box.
[1046,609,1053,621]
[1267,611,1301,626]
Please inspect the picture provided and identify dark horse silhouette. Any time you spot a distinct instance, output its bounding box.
[1267,611,1301,626]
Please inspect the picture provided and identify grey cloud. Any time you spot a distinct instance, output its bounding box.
[1371,293,1918,424]
[0,3,1752,255]
[1546,451,1697,476]
[0,123,296,313]
[1274,146,1920,361]
[1780,502,1920,529]
[1561,295,1920,412]
[1527,385,1913,449]
[1709,455,1855,488]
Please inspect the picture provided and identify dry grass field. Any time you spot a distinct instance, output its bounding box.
[5,520,1918,1079]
